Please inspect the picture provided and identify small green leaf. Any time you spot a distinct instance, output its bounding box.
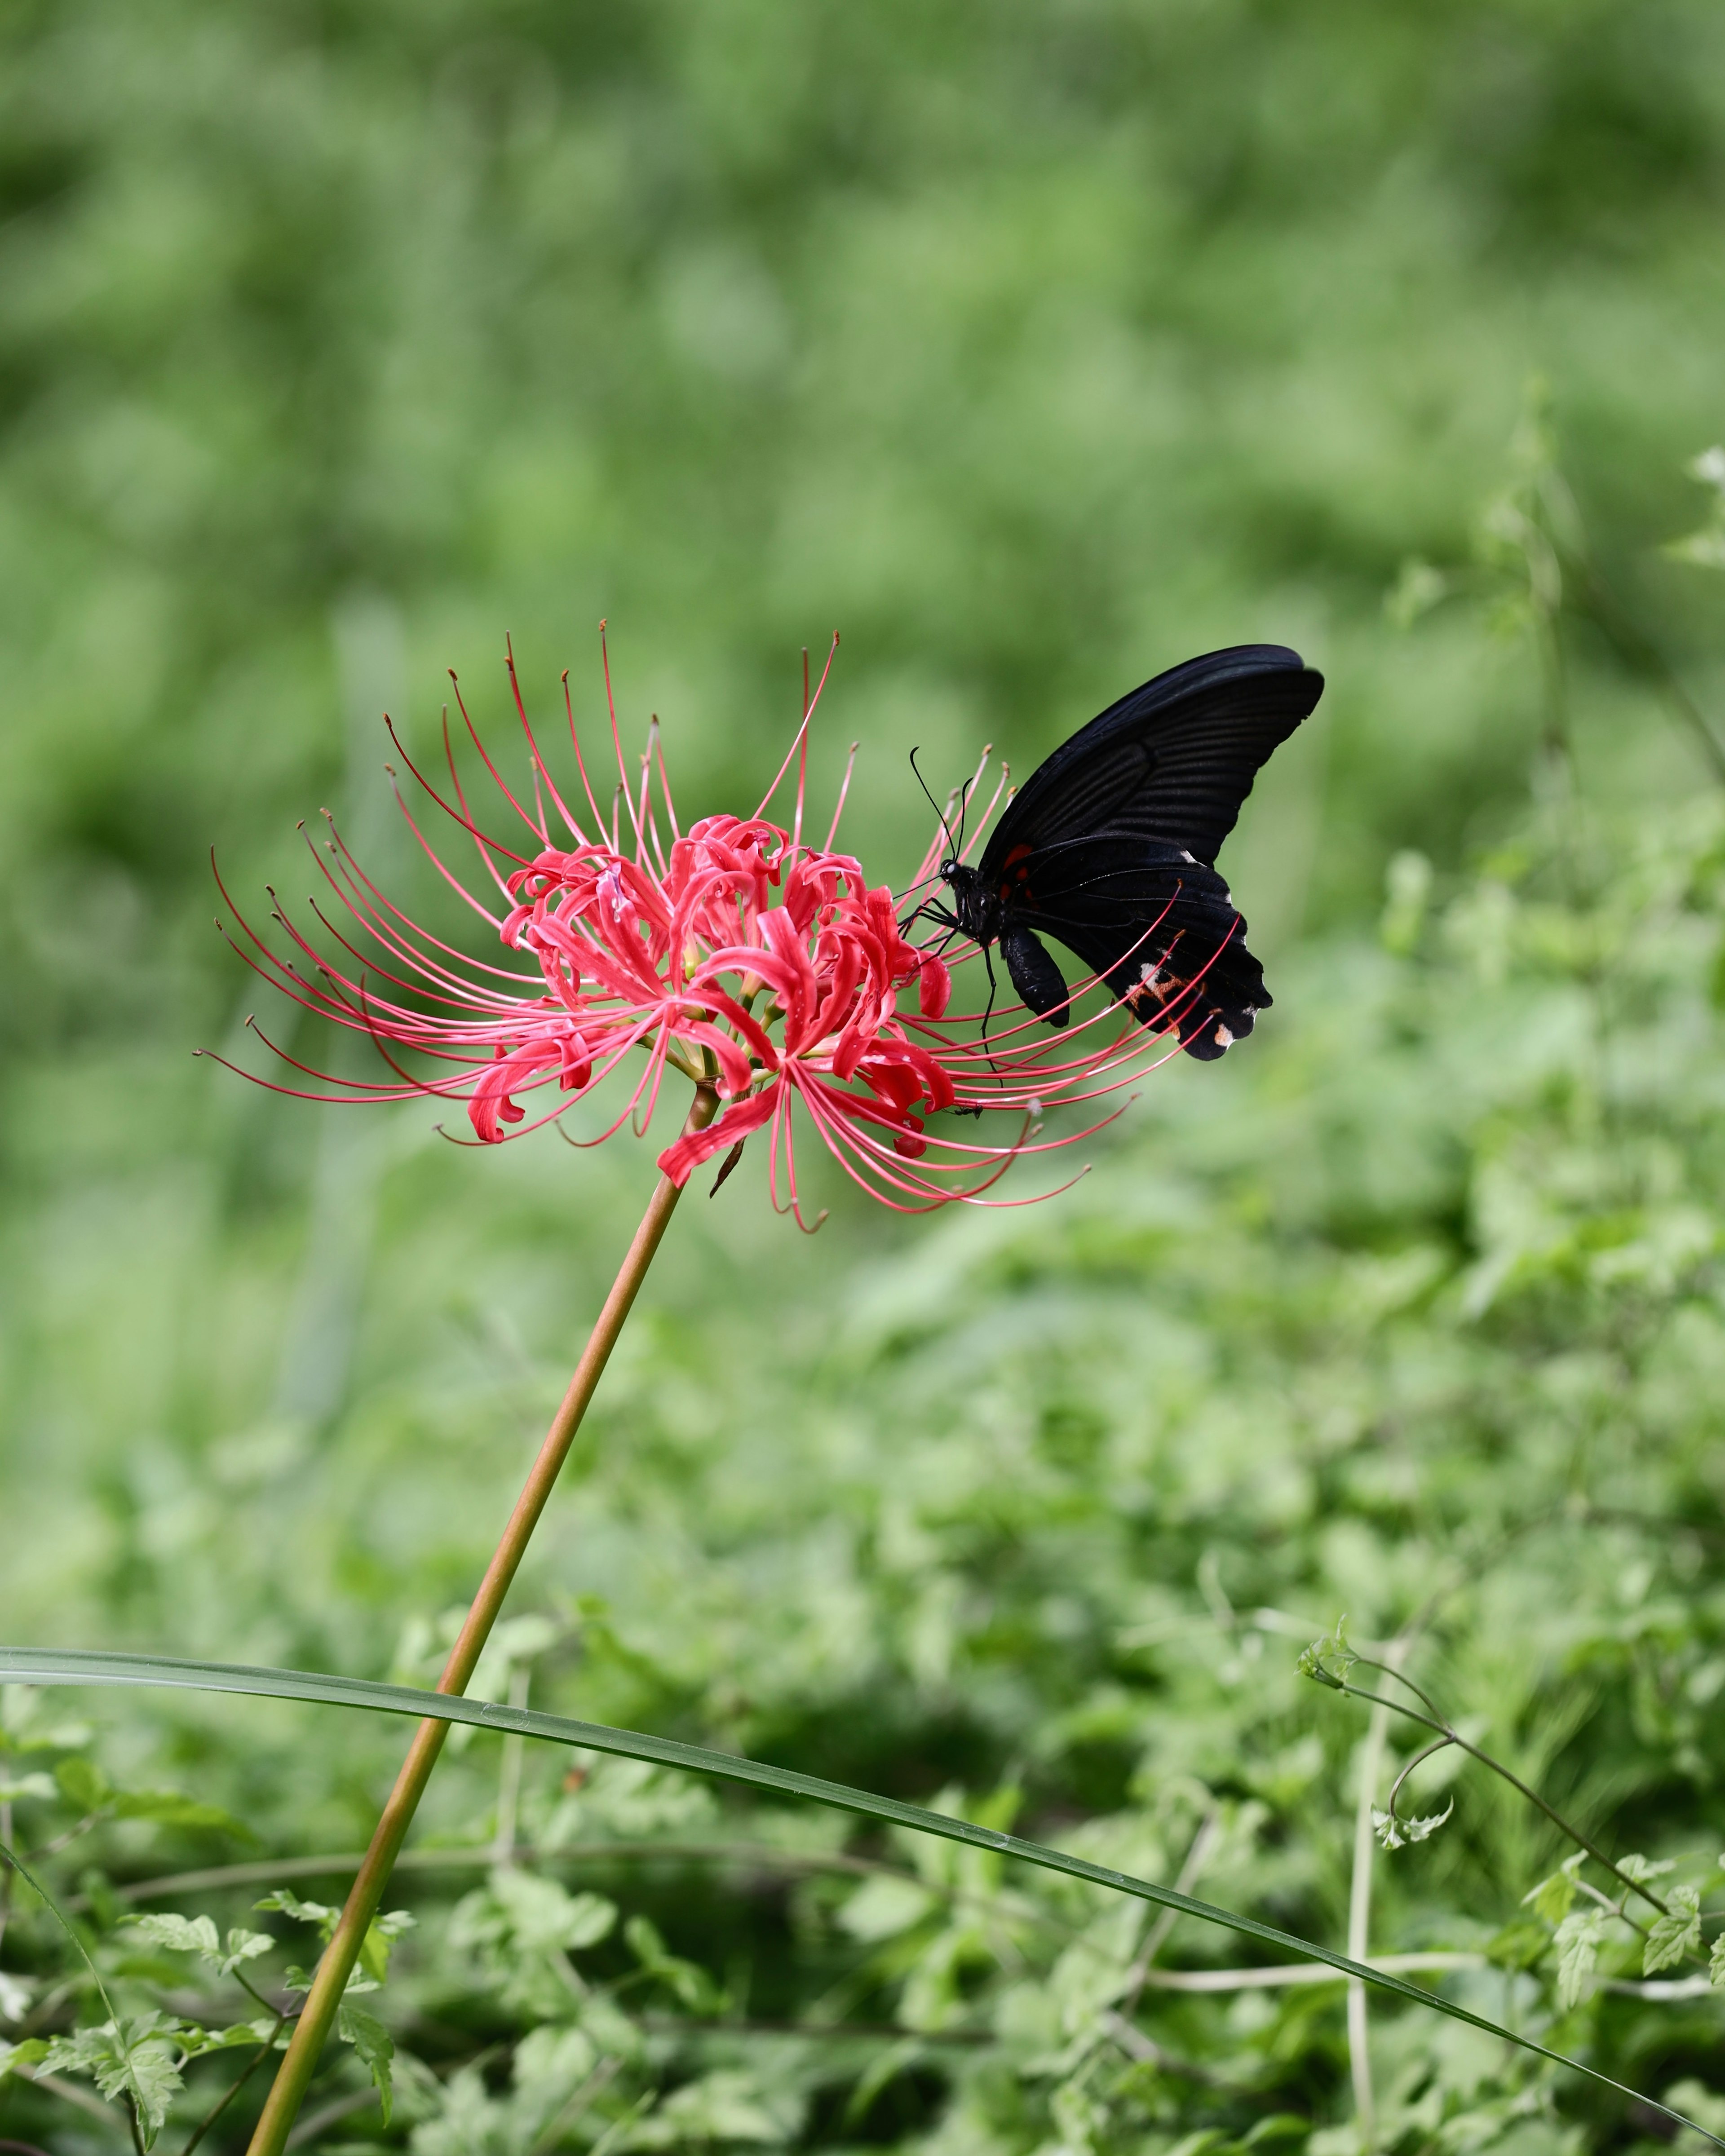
[128,1912,221,1964]
[112,1789,251,1837]
[1643,1886,1701,1975]
[839,1873,936,1941]
[626,1912,668,1965]
[124,2042,183,2147]
[0,1773,56,1805]
[337,2001,394,2127]
[1709,1932,1725,1989]
[456,1869,615,1958]
[358,1907,415,1984]
[1554,1910,1609,2008]
[625,2068,787,2147]
[1615,1853,1676,1886]
[54,1756,110,1813]
[1372,1798,1452,1852]
[1486,1918,1550,1972]
[0,2037,50,2082]
[255,1887,340,1935]
[221,1927,274,1975]
[1522,1851,1585,1926]
[625,1913,723,2013]
[42,2020,183,2150]
[178,2020,270,2057]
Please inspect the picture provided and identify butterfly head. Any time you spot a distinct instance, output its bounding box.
[937,858,997,943]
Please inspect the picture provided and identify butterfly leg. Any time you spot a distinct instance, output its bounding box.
[978,940,998,1046]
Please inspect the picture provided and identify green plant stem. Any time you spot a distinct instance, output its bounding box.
[1347,1638,1407,2152]
[1319,1659,1671,1919]
[0,1799,12,1965]
[243,1084,717,2156]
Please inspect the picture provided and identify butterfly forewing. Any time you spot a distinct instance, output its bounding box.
[984,644,1322,871]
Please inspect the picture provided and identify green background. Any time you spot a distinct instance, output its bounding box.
[7,5,1725,2152]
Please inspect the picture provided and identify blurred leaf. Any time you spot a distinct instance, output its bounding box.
[336,2000,394,2128]
[0,1772,56,1804]
[127,1911,220,1961]
[1523,1853,1588,1926]
[112,1788,252,1837]
[1554,1912,1610,2008]
[0,2037,49,2081]
[255,1887,339,1931]
[837,1873,936,1942]
[54,1756,108,1813]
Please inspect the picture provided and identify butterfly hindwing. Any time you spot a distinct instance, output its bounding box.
[1008,837,1267,1058]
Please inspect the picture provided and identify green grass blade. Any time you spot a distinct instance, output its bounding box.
[0,1644,1712,2144]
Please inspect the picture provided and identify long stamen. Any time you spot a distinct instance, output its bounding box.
[505,635,586,843]
[600,621,647,854]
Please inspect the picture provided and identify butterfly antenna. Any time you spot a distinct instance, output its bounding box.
[908,747,958,860]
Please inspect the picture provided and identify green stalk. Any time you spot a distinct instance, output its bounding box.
[243,1084,717,2156]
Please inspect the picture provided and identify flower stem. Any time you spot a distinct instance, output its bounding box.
[244,1084,718,2156]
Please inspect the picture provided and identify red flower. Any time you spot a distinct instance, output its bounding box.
[209,637,1188,1220]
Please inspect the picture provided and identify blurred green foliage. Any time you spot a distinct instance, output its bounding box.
[6,1,1725,2151]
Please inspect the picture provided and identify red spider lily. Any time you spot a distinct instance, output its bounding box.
[206,635,1190,1221]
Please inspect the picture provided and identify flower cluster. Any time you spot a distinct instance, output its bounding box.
[210,639,1183,1217]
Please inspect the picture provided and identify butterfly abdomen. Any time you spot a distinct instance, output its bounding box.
[1000,924,1071,1027]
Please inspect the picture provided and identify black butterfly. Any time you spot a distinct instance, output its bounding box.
[916,645,1324,1059]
